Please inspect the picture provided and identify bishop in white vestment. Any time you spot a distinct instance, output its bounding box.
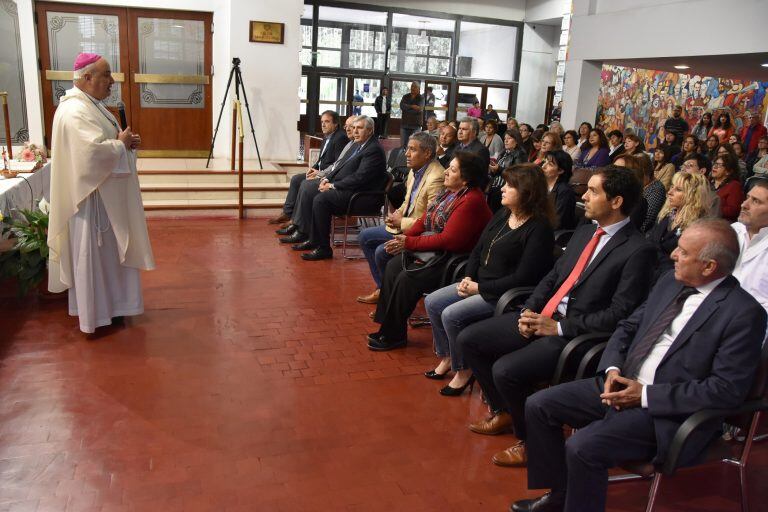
[47,53,154,333]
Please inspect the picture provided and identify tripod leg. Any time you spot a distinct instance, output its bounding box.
[206,65,238,168]
[235,67,264,168]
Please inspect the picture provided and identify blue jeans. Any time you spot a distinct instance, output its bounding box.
[424,284,496,371]
[358,225,394,288]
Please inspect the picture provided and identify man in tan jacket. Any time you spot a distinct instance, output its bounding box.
[356,131,444,304]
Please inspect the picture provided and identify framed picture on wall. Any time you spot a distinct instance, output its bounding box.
[249,21,284,44]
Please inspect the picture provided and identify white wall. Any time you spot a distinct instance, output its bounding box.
[13,0,301,161]
[515,23,557,125]
[525,0,567,22]
[457,25,519,82]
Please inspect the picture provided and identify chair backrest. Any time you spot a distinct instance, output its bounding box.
[387,148,408,182]
[726,339,768,429]
[570,168,595,196]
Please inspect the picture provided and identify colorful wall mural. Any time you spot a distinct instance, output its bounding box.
[596,65,768,149]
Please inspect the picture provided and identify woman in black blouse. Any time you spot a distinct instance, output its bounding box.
[423,164,555,396]
[541,150,577,230]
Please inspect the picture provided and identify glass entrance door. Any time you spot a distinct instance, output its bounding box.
[319,75,348,117]
[424,80,450,121]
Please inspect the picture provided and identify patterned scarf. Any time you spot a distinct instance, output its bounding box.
[424,187,468,233]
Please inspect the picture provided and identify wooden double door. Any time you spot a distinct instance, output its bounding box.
[36,2,212,156]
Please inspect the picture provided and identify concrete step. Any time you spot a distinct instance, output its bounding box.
[138,170,291,186]
[143,198,284,209]
[140,186,289,202]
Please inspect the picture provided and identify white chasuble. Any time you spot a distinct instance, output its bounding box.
[48,87,154,333]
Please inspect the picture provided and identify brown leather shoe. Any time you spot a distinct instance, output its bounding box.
[493,441,527,467]
[368,311,376,320]
[356,289,380,304]
[268,213,291,225]
[468,412,513,435]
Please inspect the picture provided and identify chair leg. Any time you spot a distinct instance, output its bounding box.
[645,473,662,512]
[737,410,761,512]
[342,215,350,258]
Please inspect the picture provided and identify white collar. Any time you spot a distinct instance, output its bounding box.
[594,216,631,236]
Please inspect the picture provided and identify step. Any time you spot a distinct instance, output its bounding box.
[143,198,284,209]
[140,187,288,202]
[138,170,289,186]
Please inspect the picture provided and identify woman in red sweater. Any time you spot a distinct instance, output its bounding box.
[367,151,492,351]
[711,153,744,222]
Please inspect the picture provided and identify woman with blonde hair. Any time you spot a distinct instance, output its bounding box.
[646,172,712,279]
[532,131,563,165]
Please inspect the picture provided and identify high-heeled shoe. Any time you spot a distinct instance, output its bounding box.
[424,369,449,380]
[439,375,476,397]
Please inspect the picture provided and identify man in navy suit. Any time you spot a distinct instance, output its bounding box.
[460,167,656,468]
[269,111,348,226]
[293,115,387,260]
[512,218,767,512]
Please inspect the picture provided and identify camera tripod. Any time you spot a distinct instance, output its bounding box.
[206,57,263,168]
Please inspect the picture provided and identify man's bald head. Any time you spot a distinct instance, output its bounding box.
[672,218,740,286]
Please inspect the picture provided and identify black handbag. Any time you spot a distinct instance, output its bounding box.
[400,231,448,274]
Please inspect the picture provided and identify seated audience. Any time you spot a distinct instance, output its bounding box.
[467,101,482,119]
[733,180,768,317]
[660,130,681,156]
[613,153,652,232]
[506,117,520,133]
[711,154,745,222]
[607,130,625,161]
[482,120,504,159]
[652,144,676,190]
[290,116,388,260]
[647,172,712,278]
[670,134,700,170]
[520,123,535,156]
[549,121,564,138]
[709,111,735,143]
[488,129,528,212]
[424,164,555,395]
[562,130,582,162]
[740,111,768,154]
[746,135,768,176]
[704,134,720,162]
[367,152,492,351]
[542,150,577,230]
[356,132,444,304]
[663,104,689,145]
[527,129,544,163]
[424,116,439,137]
[691,111,713,142]
[532,131,563,165]
[459,167,656,468]
[576,122,592,148]
[456,117,491,171]
[639,154,666,233]
[436,124,458,168]
[270,112,350,226]
[513,218,766,512]
[621,133,644,157]
[731,141,748,181]
[575,128,611,169]
[483,104,500,123]
[680,153,711,177]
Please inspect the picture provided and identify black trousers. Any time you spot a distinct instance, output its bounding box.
[525,378,657,512]
[458,312,568,439]
[283,173,307,216]
[376,114,390,137]
[293,177,322,235]
[308,189,355,250]
[374,253,445,340]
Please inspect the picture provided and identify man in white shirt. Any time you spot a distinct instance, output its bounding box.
[512,218,766,512]
[732,180,768,315]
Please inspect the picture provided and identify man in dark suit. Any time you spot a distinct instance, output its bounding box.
[374,87,391,139]
[512,218,767,512]
[436,124,458,168]
[293,115,387,260]
[456,117,490,171]
[269,111,349,226]
[458,167,657,467]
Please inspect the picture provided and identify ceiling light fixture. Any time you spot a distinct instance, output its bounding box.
[674,65,690,70]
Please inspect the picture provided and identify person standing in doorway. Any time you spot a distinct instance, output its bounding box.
[374,87,391,140]
[400,81,424,148]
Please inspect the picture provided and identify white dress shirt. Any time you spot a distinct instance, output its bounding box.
[631,277,725,407]
[732,222,768,316]
[555,217,632,336]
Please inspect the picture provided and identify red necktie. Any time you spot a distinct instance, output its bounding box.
[540,227,606,318]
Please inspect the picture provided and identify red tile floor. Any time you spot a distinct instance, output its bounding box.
[1,219,766,511]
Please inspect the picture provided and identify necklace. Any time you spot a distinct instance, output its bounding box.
[484,212,529,265]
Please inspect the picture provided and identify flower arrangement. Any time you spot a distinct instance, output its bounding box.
[0,199,50,296]
[17,142,48,169]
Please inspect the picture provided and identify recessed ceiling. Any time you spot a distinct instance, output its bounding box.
[602,53,768,82]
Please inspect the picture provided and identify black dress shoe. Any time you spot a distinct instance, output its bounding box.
[275,223,297,235]
[424,369,449,380]
[510,492,565,512]
[366,332,381,344]
[280,231,307,244]
[292,241,315,251]
[367,335,407,351]
[439,375,476,396]
[301,247,333,260]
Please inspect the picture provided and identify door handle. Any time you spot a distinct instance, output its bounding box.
[45,70,125,82]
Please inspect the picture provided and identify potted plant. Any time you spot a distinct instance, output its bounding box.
[0,200,51,296]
